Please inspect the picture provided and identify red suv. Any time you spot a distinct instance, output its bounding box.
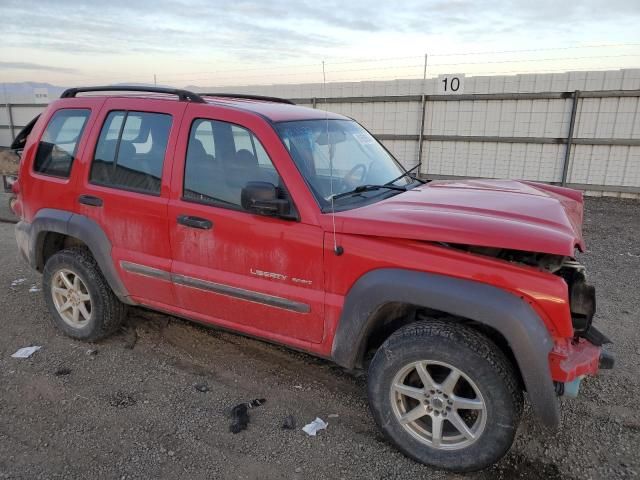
[12,86,613,471]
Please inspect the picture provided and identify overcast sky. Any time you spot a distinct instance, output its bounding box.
[1,0,640,86]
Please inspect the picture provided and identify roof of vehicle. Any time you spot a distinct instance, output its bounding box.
[205,96,347,122]
[59,86,347,123]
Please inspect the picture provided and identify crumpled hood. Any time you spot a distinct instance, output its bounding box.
[336,179,585,256]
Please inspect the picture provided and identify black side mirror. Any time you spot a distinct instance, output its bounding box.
[241,181,292,218]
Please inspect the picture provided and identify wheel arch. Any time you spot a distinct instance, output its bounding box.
[19,208,132,304]
[331,268,560,429]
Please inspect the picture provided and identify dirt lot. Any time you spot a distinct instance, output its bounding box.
[0,196,638,480]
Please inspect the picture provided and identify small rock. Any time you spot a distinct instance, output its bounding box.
[86,349,98,356]
[168,450,175,457]
[194,383,209,393]
[282,415,296,430]
[54,367,71,376]
[295,467,302,473]
[109,391,136,408]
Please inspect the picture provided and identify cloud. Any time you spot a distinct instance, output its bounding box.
[2,0,640,59]
[0,0,341,57]
[0,0,638,83]
[0,61,77,74]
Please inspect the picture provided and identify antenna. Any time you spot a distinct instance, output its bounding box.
[323,60,343,256]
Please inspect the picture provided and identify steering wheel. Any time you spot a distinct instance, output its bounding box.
[337,163,367,192]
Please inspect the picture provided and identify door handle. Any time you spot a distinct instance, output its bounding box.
[78,194,103,207]
[177,215,213,230]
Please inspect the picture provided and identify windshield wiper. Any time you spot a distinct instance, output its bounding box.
[330,184,407,201]
[385,162,426,186]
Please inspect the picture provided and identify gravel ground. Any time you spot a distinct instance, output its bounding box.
[0,196,638,480]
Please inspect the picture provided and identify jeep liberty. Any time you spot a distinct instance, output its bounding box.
[11,86,614,471]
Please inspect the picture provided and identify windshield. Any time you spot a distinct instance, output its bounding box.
[275,119,412,209]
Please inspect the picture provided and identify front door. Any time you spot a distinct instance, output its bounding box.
[168,105,325,344]
[77,98,186,305]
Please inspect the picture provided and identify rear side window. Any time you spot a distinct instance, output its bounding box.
[33,109,90,177]
[90,111,171,195]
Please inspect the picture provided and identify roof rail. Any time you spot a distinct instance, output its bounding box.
[60,86,205,103]
[199,93,295,105]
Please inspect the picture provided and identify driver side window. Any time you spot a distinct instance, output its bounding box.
[183,119,281,210]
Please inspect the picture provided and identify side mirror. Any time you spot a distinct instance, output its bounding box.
[241,181,292,218]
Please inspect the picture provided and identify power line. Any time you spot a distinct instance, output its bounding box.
[428,54,640,67]
[7,43,639,87]
[103,43,640,82]
[426,43,640,57]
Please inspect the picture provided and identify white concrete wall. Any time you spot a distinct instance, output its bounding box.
[201,69,640,195]
[2,69,640,196]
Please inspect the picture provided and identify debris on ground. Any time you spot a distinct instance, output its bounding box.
[10,278,26,287]
[194,382,209,392]
[86,348,98,356]
[229,398,266,433]
[109,391,137,408]
[54,367,71,376]
[121,325,138,350]
[11,346,41,358]
[328,413,339,418]
[28,284,41,293]
[282,414,297,430]
[302,417,328,436]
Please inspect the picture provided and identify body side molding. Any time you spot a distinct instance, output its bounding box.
[172,274,310,313]
[120,261,171,281]
[121,261,310,314]
[331,268,560,428]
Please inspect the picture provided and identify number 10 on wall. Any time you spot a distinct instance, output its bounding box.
[437,74,465,94]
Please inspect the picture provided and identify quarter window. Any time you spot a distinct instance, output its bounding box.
[90,111,171,195]
[183,119,281,208]
[33,109,90,177]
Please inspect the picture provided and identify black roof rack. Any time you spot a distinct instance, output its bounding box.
[199,93,295,105]
[60,86,205,103]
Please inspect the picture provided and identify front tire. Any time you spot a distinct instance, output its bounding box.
[43,247,126,341]
[367,320,523,472]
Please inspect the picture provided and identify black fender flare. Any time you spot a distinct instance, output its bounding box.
[331,268,560,428]
[15,208,132,304]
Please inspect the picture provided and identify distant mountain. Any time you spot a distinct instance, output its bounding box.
[0,82,176,103]
[1,82,67,103]
[2,81,289,104]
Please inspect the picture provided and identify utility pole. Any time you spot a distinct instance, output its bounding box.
[417,53,428,177]
[154,74,157,86]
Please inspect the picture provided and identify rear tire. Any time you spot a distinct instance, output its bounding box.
[367,320,523,472]
[43,247,126,341]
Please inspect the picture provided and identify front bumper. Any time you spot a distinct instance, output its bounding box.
[549,330,614,383]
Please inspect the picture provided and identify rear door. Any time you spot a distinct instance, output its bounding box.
[19,101,99,220]
[167,104,326,344]
[76,98,187,305]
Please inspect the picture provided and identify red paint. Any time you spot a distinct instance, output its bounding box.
[16,94,605,386]
[335,179,585,256]
[548,338,601,381]
[75,98,187,305]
